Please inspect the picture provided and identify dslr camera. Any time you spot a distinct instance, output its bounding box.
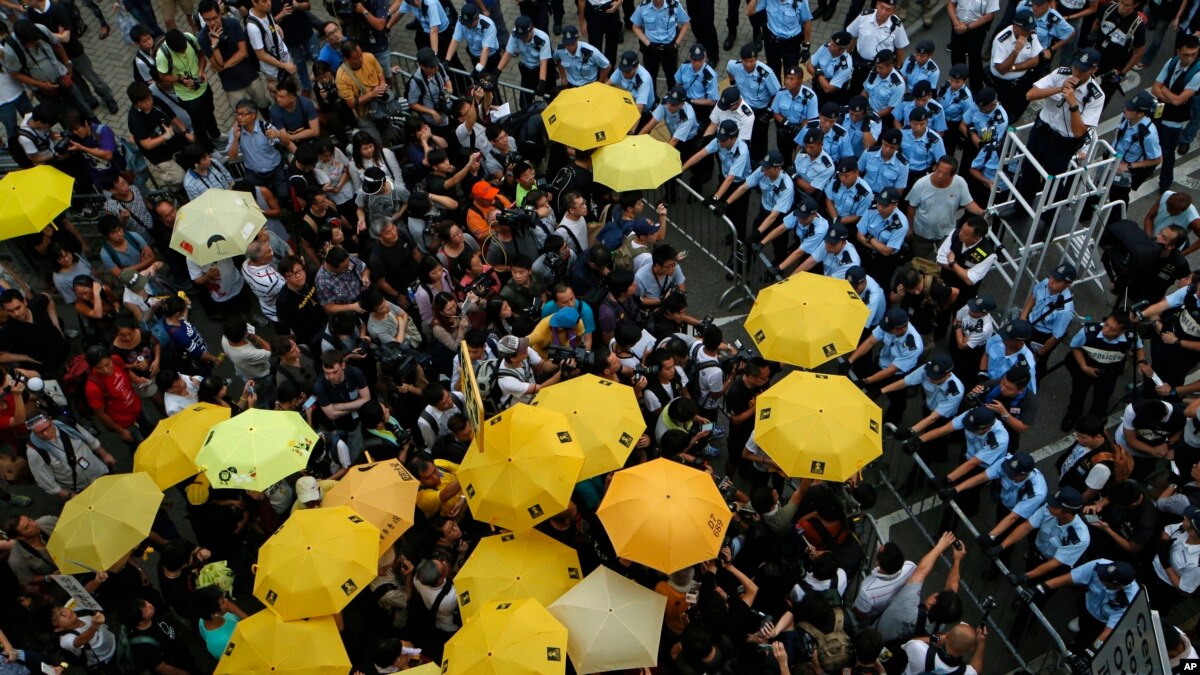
[546,345,597,368]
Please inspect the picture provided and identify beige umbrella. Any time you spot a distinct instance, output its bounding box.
[547,566,668,674]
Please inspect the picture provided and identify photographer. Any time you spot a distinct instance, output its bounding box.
[569,245,612,308]
[499,255,547,319]
[483,203,542,272]
[408,48,455,136]
[495,335,565,408]
[467,181,512,244]
[688,324,735,421]
[529,305,587,358]
[964,364,1038,453]
[62,110,122,188]
[640,348,686,420]
[635,244,688,308]
[533,235,575,286]
[361,400,414,462]
[156,29,221,150]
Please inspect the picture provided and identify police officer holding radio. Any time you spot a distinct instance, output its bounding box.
[843,95,882,156]
[808,31,854,106]
[959,86,1008,180]
[726,43,781,160]
[1062,313,1148,431]
[554,25,612,86]
[630,0,691,88]
[770,66,818,161]
[748,0,813,75]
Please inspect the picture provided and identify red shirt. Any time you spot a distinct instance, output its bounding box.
[85,356,142,427]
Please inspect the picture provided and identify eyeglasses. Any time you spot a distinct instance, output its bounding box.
[284,268,304,277]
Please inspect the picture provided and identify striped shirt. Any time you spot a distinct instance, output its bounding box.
[241,259,285,321]
[853,560,917,621]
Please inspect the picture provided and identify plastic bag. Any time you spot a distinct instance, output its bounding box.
[115,4,137,45]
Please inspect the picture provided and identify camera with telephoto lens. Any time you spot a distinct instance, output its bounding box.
[540,250,569,283]
[376,341,434,380]
[458,274,493,299]
[632,364,661,378]
[717,339,756,370]
[546,345,597,368]
[497,205,538,231]
[963,389,984,409]
[693,314,715,337]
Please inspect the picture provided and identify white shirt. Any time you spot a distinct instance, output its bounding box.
[59,615,117,666]
[165,376,201,416]
[990,27,1043,80]
[953,305,996,349]
[496,352,545,408]
[936,233,997,285]
[848,10,911,60]
[557,215,589,254]
[414,579,460,633]
[709,103,755,142]
[690,343,724,411]
[1152,522,1200,593]
[245,11,292,78]
[641,370,690,414]
[0,45,25,104]
[952,0,1000,24]
[901,639,978,675]
[853,560,917,620]
[186,257,245,303]
[789,568,849,604]
[1033,69,1105,137]
[611,330,657,370]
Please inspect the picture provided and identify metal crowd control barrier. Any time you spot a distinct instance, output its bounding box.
[392,52,536,109]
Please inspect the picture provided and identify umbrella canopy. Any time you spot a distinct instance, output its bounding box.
[754,371,883,481]
[0,166,73,241]
[540,82,640,150]
[47,472,163,574]
[322,460,419,555]
[196,409,317,491]
[134,403,231,490]
[253,506,379,620]
[215,612,349,675]
[456,529,582,620]
[547,566,668,674]
[458,404,584,531]
[744,272,870,368]
[531,374,644,480]
[596,458,730,573]
[442,598,568,675]
[592,135,682,191]
[171,188,265,265]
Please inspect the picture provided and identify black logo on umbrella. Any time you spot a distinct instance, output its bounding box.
[460,591,471,605]
[224,642,237,657]
[265,590,278,605]
[810,461,826,475]
[557,431,573,443]
[528,504,544,519]
[822,343,837,357]
[206,234,227,249]
[594,130,606,142]
[619,432,633,447]
[760,408,771,420]
[341,579,358,595]
[548,647,562,662]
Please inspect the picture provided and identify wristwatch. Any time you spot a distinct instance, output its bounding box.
[1000,413,1010,421]
[1068,104,1080,112]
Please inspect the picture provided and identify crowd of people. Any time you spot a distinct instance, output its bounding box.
[0,0,1198,669]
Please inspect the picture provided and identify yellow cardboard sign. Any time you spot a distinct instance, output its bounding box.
[460,340,486,448]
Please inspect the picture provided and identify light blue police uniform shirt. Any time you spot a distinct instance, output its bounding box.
[796,120,854,162]
[745,166,795,214]
[950,411,1010,466]
[630,0,690,44]
[900,128,947,172]
[771,85,819,126]
[454,16,499,57]
[1028,505,1089,565]
[845,112,883,157]
[900,56,940,92]
[725,60,781,109]
[983,334,1039,391]
[794,150,835,193]
[937,82,975,122]
[811,45,853,88]
[555,42,610,85]
[398,0,450,33]
[858,208,910,252]
[895,99,948,134]
[984,460,1048,519]
[858,147,909,192]
[1113,117,1162,163]
[859,273,887,328]
[830,177,874,221]
[787,212,829,255]
[1017,2,1074,47]
[1071,559,1140,629]
[813,240,862,278]
[962,101,1009,145]
[871,321,923,372]
[864,68,906,111]
[505,30,553,68]
[704,137,752,180]
[903,363,965,418]
[651,101,700,141]
[611,65,657,108]
[971,143,1002,182]
[752,0,813,39]
[1028,277,1073,339]
[675,62,720,101]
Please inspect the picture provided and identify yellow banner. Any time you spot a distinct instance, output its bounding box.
[460,340,486,448]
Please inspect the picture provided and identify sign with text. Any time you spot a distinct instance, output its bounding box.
[460,340,486,449]
[1090,588,1168,675]
[50,574,103,612]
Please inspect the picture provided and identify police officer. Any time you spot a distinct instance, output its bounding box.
[771,65,818,160]
[1023,0,1076,79]
[968,363,1038,452]
[1148,506,1200,613]
[989,10,1043,121]
[1063,313,1148,430]
[1136,281,1200,387]
[849,306,924,409]
[725,43,780,160]
[708,86,755,142]
[856,185,909,285]
[1019,48,1106,200]
[792,129,835,204]
[1021,262,1075,377]
[938,64,975,157]
[960,86,1007,171]
[497,16,554,105]
[827,156,874,230]
[792,220,862,278]
[639,85,700,157]
[843,95,882,156]
[883,351,964,432]
[981,319,1038,390]
[905,407,1009,519]
[579,0,622,66]
[847,0,909,94]
[967,140,1004,204]
[862,48,906,123]
[796,101,855,163]
[848,264,887,331]
[681,119,751,231]
[957,451,1048,539]
[900,39,940,93]
[1152,36,1200,193]
[895,81,947,134]
[447,4,501,72]
[808,30,854,106]
[675,43,719,130]
[763,194,826,269]
[989,486,1090,588]
[630,0,691,88]
[858,127,909,194]
[1085,0,1147,105]
[748,0,813,75]
[900,108,947,186]
[948,0,999,90]
[722,149,794,244]
[1109,91,1162,204]
[610,50,657,121]
[1029,559,1138,652]
[554,25,612,86]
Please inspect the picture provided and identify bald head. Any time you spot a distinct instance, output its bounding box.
[945,624,978,656]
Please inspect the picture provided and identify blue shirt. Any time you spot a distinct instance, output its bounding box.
[858,147,909,192]
[858,208,910,253]
[1113,117,1162,163]
[1027,277,1073,339]
[1157,57,1200,129]
[704,137,752,181]
[540,299,596,333]
[963,101,1009,145]
[813,241,861,278]
[983,334,1039,390]
[903,363,964,418]
[900,128,946,172]
[675,62,720,101]
[844,112,883,157]
[858,274,887,328]
[971,142,1002,182]
[1071,559,1140,629]
[787,212,829,256]
[752,0,813,39]
[651,101,700,142]
[811,45,853,89]
[895,99,948,134]
[316,42,343,69]
[745,167,795,214]
[1017,3,1074,48]
[611,65,657,108]
[899,56,939,92]
[454,15,500,57]
[863,68,906,112]
[871,321,923,372]
[397,0,450,33]
[937,82,974,122]
[796,120,854,163]
[225,119,282,174]
[725,60,781,109]
[951,411,1009,466]
[830,178,874,223]
[793,150,835,194]
[771,86,819,125]
[630,0,690,44]
[555,42,609,85]
[505,30,553,68]
[985,460,1048,518]
[1028,506,1089,565]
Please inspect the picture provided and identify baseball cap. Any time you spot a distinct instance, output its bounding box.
[739,43,758,59]
[803,129,823,145]
[876,186,902,205]
[1049,262,1077,283]
[471,181,500,201]
[1013,9,1036,30]
[836,156,858,174]
[1004,364,1032,387]
[925,352,955,379]
[1097,561,1136,585]
[911,80,933,98]
[496,335,530,357]
[881,306,910,330]
[847,95,869,112]
[845,265,867,285]
[688,43,706,60]
[949,63,969,80]
[874,48,896,65]
[976,86,998,106]
[1002,452,1036,479]
[296,476,323,503]
[664,85,687,105]
[1126,91,1156,114]
[416,47,439,68]
[881,127,902,144]
[963,407,998,431]
[794,195,819,217]
[718,87,741,110]
[550,306,581,328]
[915,39,935,54]
[631,218,661,236]
[362,166,386,195]
[761,150,785,169]
[26,414,52,433]
[619,50,639,70]
[824,222,850,244]
[968,296,997,313]
[460,2,479,18]
[820,101,843,118]
[513,15,533,35]
[1048,486,1084,511]
[831,30,852,46]
[119,269,149,291]
[716,119,740,140]
[999,319,1033,340]
[908,106,930,122]
[560,25,579,47]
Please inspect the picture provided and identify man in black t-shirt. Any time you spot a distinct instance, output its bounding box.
[314,350,371,454]
[1121,225,1192,306]
[723,357,771,479]
[120,598,199,675]
[126,82,191,189]
[275,256,328,349]
[368,220,420,309]
[0,289,68,374]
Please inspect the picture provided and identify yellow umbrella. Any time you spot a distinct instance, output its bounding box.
[531,374,644,480]
[754,371,882,481]
[596,458,730,573]
[744,272,870,368]
[322,460,419,555]
[134,403,231,490]
[196,409,317,491]
[0,166,73,241]
[215,612,349,675]
[592,135,682,191]
[253,506,379,620]
[456,530,582,620]
[48,473,163,574]
[171,188,265,265]
[442,598,568,675]
[458,404,584,531]
[541,82,641,150]
[547,567,667,674]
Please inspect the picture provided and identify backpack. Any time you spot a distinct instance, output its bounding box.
[111,624,159,675]
[596,218,631,251]
[473,357,502,414]
[2,28,50,76]
[685,342,724,409]
[797,608,853,673]
[9,128,46,169]
[1090,445,1135,485]
[611,232,637,272]
[795,574,860,635]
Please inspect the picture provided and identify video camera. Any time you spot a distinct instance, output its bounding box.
[546,345,597,368]
[458,274,493,299]
[375,341,434,380]
[497,205,539,231]
[717,339,756,370]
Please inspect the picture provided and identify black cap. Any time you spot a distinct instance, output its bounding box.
[513,15,533,35]
[803,129,823,144]
[875,48,896,65]
[963,407,998,431]
[1049,486,1084,511]
[416,47,439,68]
[362,166,386,195]
[846,265,867,285]
[908,106,930,122]
[926,352,954,378]
[1126,91,1156,114]
[1073,48,1101,70]
[968,296,997,313]
[911,80,933,98]
[1013,9,1036,30]
[1049,262,1077,283]
[664,85,687,104]
[718,86,741,110]
[949,63,969,79]
[881,128,902,144]
[1002,452,1036,479]
[881,306,909,330]
[831,30,852,46]
[716,119,740,140]
[1004,364,1032,387]
[795,195,819,217]
[847,95,869,112]
[876,186,902,205]
[824,222,850,244]
[739,43,758,59]
[1097,561,1136,585]
[999,319,1033,340]
[619,50,639,69]
[460,2,479,18]
[784,65,804,78]
[915,39,935,54]
[688,43,706,60]
[761,150,785,168]
[976,87,998,106]
[820,101,843,118]
[836,156,858,174]
[559,25,579,47]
